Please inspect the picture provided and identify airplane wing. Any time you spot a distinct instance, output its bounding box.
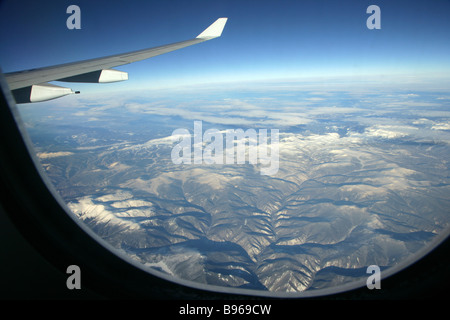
[5,17,228,103]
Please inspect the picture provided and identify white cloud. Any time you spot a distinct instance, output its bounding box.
[37,151,74,159]
[363,125,418,139]
[432,122,450,131]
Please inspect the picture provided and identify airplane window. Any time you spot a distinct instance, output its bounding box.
[1,0,449,298]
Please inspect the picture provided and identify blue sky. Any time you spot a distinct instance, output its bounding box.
[1,0,450,93]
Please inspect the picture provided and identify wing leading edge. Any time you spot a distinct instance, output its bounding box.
[5,17,228,103]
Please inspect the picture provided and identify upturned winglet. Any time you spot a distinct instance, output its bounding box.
[196,17,228,39]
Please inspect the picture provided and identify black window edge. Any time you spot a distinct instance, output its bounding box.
[1,68,449,300]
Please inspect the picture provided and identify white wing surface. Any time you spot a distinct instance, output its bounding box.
[5,18,227,103]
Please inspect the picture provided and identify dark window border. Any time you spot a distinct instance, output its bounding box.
[1,70,449,300]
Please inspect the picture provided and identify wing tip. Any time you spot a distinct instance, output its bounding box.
[196,17,228,39]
